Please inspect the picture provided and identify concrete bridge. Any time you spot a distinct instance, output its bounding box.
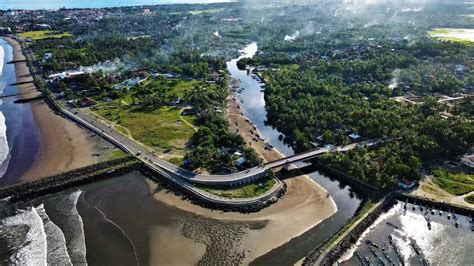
[61,104,378,186]
[150,139,378,186]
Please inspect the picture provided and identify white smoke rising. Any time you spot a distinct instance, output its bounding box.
[400,7,424,12]
[213,31,222,38]
[284,31,300,42]
[389,69,401,90]
[80,58,135,74]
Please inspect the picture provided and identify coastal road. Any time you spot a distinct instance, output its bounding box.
[63,105,378,186]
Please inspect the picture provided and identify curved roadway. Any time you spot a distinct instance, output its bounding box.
[65,106,377,186]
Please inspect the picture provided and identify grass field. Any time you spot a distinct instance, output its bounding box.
[201,179,277,199]
[94,103,195,155]
[108,149,128,160]
[91,78,203,159]
[432,168,474,196]
[18,30,72,40]
[142,79,202,98]
[465,194,474,204]
[428,28,474,44]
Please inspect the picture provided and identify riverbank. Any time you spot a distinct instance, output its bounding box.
[175,42,337,263]
[1,36,113,185]
[149,78,338,263]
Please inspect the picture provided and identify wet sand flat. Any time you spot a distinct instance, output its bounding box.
[1,37,113,184]
[153,173,337,264]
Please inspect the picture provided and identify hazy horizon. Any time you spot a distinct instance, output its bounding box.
[0,0,236,11]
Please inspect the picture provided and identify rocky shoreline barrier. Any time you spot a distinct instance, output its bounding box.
[0,157,138,201]
[0,156,287,213]
[394,192,474,217]
[303,195,396,266]
[311,158,378,192]
[140,166,287,213]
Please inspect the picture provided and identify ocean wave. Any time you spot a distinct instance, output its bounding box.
[91,204,139,265]
[0,44,9,178]
[0,112,10,178]
[43,190,87,265]
[0,206,47,265]
[0,45,4,77]
[36,204,72,265]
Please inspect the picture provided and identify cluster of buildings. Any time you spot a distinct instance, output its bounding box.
[0,5,179,34]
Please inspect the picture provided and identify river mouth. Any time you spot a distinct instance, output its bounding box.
[0,167,362,265]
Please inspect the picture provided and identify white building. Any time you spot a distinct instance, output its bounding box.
[461,154,474,168]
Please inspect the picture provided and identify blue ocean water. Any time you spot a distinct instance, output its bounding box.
[0,0,233,10]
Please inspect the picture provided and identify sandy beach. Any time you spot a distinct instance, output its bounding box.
[150,86,338,264]
[2,36,113,184]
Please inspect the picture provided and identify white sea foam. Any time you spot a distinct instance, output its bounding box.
[45,190,87,265]
[0,206,48,265]
[0,45,4,77]
[0,112,9,175]
[0,45,10,178]
[36,204,73,265]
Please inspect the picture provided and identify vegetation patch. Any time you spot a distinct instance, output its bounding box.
[200,179,277,199]
[168,157,183,166]
[432,168,474,196]
[464,194,474,204]
[18,30,72,40]
[108,149,128,160]
[89,78,205,158]
[93,103,195,155]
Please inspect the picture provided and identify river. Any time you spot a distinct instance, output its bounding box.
[227,43,474,265]
[227,42,363,264]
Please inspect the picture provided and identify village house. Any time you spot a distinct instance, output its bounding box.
[78,97,96,107]
[42,52,53,63]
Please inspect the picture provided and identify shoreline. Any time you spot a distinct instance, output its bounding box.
[1,36,113,185]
